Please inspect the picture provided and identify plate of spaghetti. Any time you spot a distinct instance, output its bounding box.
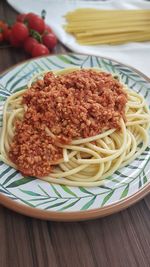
[0,53,150,221]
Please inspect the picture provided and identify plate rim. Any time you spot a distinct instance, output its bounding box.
[0,182,149,221]
[0,52,150,221]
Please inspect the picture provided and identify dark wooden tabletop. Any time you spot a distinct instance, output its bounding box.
[0,1,150,267]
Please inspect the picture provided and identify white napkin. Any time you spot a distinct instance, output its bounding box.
[7,0,150,76]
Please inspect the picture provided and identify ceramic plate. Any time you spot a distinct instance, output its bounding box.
[0,54,149,221]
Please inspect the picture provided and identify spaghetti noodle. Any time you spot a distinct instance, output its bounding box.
[0,68,150,187]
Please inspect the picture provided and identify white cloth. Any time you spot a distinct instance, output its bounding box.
[7,0,150,76]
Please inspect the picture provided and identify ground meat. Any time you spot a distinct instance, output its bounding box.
[9,69,127,177]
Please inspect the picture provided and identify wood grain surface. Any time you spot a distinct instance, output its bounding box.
[0,1,150,266]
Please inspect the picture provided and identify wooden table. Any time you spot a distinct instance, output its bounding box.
[0,1,150,266]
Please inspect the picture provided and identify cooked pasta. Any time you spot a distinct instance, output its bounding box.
[64,9,150,45]
[0,68,150,187]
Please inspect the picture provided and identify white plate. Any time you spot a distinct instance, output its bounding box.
[0,53,149,221]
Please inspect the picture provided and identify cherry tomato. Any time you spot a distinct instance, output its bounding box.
[25,13,45,34]
[17,13,26,22]
[9,32,21,47]
[42,33,57,50]
[0,32,4,43]
[3,27,12,41]
[0,21,8,39]
[44,24,52,34]
[0,21,4,27]
[24,37,38,54]
[0,21,9,42]
[12,22,29,42]
[24,12,35,20]
[0,21,7,30]
[31,43,49,57]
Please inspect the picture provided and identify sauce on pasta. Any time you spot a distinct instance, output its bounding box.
[9,69,127,177]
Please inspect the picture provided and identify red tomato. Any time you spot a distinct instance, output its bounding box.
[17,13,26,22]
[0,21,8,41]
[31,43,49,57]
[25,13,45,34]
[42,33,57,50]
[44,24,52,34]
[0,21,11,41]
[24,12,35,20]
[3,27,12,41]
[12,22,29,42]
[9,32,21,47]
[0,21,7,31]
[24,37,38,54]
[0,32,4,43]
[0,21,4,27]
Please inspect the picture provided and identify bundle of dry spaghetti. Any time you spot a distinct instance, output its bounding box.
[64,9,150,45]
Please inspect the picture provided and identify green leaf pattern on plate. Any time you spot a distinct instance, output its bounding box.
[0,54,149,212]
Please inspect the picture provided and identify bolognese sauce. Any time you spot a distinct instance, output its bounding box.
[9,69,127,177]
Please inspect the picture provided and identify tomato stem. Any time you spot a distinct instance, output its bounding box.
[30,29,42,43]
[41,9,46,20]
